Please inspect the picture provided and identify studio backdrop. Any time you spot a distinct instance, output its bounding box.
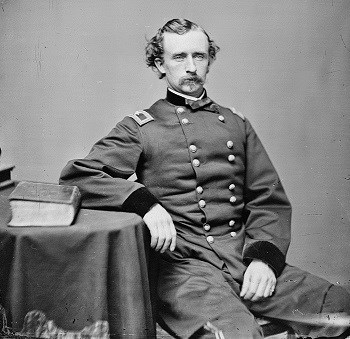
[0,0,349,285]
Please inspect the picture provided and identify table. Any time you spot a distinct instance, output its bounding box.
[0,185,156,338]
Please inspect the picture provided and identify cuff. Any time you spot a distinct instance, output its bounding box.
[243,241,286,277]
[122,187,159,217]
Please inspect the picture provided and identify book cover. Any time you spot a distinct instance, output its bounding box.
[0,165,15,189]
[8,181,81,227]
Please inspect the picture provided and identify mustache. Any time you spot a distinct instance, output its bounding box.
[179,75,205,86]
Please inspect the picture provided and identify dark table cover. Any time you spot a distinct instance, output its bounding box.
[0,185,155,338]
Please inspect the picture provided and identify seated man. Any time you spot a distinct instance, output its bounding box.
[60,18,350,338]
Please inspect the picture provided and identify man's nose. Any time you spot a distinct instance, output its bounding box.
[185,56,197,73]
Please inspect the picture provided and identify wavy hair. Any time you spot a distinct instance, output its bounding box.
[145,18,220,79]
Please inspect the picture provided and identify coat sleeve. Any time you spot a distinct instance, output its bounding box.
[59,117,159,217]
[242,118,292,277]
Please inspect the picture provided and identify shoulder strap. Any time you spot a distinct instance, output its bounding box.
[129,110,154,126]
[229,106,245,121]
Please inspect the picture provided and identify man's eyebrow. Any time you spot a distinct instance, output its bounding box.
[172,52,208,57]
[172,52,187,57]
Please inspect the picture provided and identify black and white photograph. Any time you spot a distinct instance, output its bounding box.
[0,1,349,338]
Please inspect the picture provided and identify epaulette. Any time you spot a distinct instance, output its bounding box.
[129,110,154,126]
[229,106,245,120]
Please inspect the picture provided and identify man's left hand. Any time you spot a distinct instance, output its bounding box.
[240,259,276,302]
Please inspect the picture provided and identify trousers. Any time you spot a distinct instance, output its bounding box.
[156,259,350,339]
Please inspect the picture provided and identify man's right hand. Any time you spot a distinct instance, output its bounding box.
[143,203,177,253]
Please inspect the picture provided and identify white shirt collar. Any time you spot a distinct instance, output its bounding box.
[167,87,205,101]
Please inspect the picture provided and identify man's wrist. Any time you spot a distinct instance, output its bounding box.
[122,187,159,217]
[144,203,159,216]
[243,241,286,277]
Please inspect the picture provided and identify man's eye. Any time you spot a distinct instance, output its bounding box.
[174,55,184,61]
[195,55,204,60]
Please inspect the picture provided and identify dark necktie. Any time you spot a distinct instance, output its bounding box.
[185,97,214,111]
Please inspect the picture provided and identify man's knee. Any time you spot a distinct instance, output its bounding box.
[321,285,350,314]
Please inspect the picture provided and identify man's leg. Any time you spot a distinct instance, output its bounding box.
[246,264,350,338]
[157,258,263,339]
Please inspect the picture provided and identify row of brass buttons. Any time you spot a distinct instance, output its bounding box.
[176,106,238,244]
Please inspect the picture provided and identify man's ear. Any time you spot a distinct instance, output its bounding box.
[206,60,211,74]
[154,58,165,74]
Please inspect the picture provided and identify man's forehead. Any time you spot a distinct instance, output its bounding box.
[162,30,209,54]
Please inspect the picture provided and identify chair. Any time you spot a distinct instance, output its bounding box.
[156,318,296,338]
[256,318,296,339]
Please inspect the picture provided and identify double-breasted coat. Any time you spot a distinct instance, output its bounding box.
[60,90,334,338]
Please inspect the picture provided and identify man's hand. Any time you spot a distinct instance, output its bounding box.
[240,259,276,302]
[143,204,176,253]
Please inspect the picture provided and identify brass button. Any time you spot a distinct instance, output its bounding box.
[210,104,219,111]
[182,118,189,125]
[189,145,197,153]
[176,107,185,114]
[196,186,203,194]
[218,115,225,122]
[230,196,237,204]
[229,184,235,191]
[229,220,235,227]
[230,231,237,237]
[228,155,235,162]
[193,159,200,167]
[199,199,206,208]
[206,236,214,244]
[227,140,234,148]
[203,223,211,231]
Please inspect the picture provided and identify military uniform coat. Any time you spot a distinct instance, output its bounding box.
[60,90,334,338]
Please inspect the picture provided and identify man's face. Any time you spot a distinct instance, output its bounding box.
[155,30,210,97]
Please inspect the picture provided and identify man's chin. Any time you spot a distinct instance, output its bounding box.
[180,84,204,97]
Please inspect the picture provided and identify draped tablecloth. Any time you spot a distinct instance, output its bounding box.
[0,185,155,338]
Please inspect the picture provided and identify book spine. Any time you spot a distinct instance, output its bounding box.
[71,186,82,211]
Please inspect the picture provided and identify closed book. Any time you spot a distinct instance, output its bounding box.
[8,181,81,227]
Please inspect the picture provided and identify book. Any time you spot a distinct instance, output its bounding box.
[0,165,15,189]
[8,181,81,227]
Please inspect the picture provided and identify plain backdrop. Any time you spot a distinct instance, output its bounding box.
[0,0,349,286]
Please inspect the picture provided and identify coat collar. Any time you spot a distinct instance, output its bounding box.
[166,89,218,112]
